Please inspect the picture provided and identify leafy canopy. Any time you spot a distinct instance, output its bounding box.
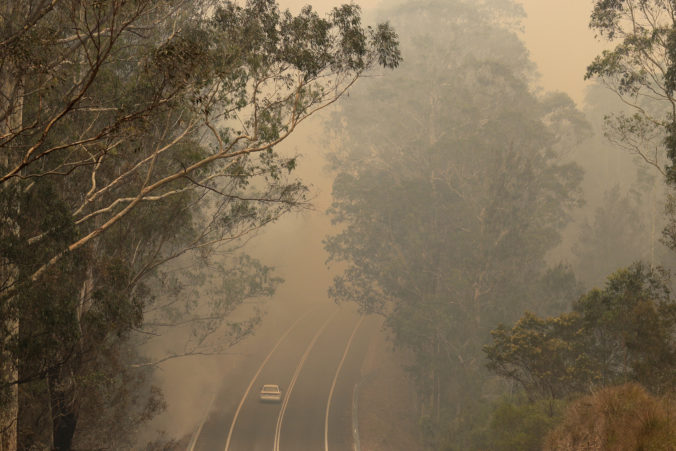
[485,263,676,399]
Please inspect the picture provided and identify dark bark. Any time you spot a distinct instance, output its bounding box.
[48,367,77,451]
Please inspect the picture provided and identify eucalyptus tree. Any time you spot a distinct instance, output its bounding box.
[0,0,400,448]
[0,0,400,297]
[584,0,676,278]
[485,263,676,400]
[586,0,676,181]
[324,0,585,446]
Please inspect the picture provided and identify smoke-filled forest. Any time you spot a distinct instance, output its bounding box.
[2,0,676,450]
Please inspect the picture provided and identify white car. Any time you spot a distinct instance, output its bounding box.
[259,384,283,403]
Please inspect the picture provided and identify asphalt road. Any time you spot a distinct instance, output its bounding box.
[189,301,377,451]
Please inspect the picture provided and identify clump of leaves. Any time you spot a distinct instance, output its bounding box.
[485,263,676,399]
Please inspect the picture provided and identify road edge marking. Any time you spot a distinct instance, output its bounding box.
[273,308,339,451]
[222,307,316,451]
[187,392,217,451]
[324,315,364,451]
[352,382,360,451]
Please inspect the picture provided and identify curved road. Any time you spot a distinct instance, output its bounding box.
[189,301,377,451]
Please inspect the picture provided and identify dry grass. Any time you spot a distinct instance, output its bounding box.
[545,383,676,451]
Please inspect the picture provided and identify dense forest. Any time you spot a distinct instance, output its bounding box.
[3,0,676,450]
[325,0,676,449]
[0,0,398,449]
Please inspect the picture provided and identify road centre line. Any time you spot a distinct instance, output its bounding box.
[223,307,317,451]
[273,308,339,451]
[324,315,364,451]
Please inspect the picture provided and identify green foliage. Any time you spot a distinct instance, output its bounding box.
[324,0,586,447]
[485,312,594,400]
[488,402,549,450]
[483,396,565,451]
[575,263,676,391]
[429,391,567,451]
[1,0,401,297]
[0,0,400,447]
[486,263,676,400]
[587,0,676,182]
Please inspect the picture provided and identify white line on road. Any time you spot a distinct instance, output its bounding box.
[187,392,217,451]
[324,315,364,451]
[273,308,339,451]
[223,307,316,451]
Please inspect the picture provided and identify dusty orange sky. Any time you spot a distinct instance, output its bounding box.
[520,0,607,106]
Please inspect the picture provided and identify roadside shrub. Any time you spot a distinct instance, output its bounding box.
[544,383,676,450]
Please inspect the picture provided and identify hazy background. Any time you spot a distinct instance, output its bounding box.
[247,0,609,302]
[148,0,622,441]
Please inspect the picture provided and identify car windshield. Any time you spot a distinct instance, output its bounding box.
[262,385,279,392]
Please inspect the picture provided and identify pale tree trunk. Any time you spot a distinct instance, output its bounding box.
[650,176,658,268]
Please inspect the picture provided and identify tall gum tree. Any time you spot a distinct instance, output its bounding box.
[0,2,28,448]
[0,0,400,448]
[586,0,676,180]
[323,0,586,446]
[584,0,676,278]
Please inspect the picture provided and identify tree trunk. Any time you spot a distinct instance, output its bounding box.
[0,4,24,446]
[47,368,77,451]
